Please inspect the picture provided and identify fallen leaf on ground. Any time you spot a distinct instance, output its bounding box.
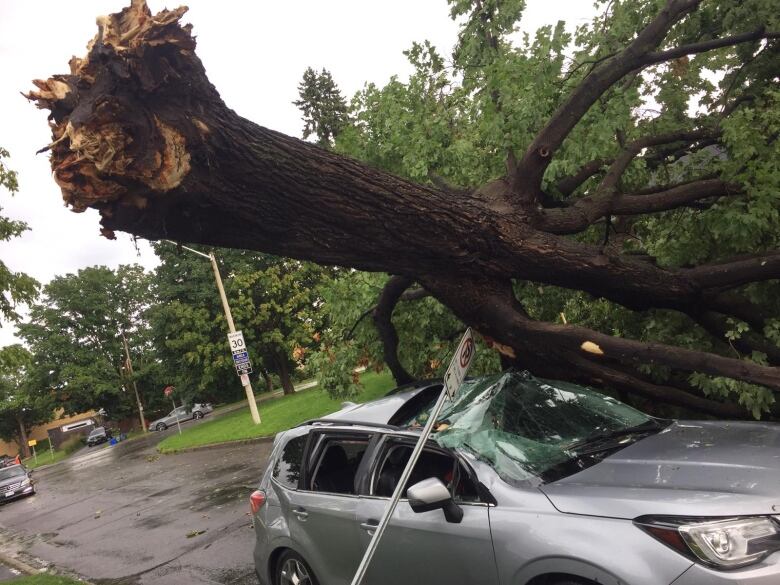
[186,529,207,538]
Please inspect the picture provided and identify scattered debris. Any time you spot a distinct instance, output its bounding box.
[146,454,159,462]
[186,529,207,538]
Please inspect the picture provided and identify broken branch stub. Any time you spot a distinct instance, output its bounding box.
[27,0,200,219]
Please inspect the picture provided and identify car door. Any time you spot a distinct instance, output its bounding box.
[354,436,500,585]
[166,406,186,425]
[285,431,374,585]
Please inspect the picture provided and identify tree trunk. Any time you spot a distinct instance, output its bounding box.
[261,369,274,393]
[16,416,30,459]
[275,352,295,395]
[26,1,780,417]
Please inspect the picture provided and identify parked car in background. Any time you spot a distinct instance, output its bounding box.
[0,464,34,501]
[149,403,213,431]
[251,371,780,585]
[86,426,110,447]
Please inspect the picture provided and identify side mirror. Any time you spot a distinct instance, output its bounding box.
[407,477,463,524]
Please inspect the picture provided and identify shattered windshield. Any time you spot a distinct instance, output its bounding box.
[425,371,652,483]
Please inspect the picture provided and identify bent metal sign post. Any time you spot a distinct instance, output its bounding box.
[350,328,476,585]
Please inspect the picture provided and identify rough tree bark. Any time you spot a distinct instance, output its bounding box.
[273,352,295,396]
[27,0,780,417]
[16,416,30,459]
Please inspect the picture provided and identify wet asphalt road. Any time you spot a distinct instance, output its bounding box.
[0,429,272,584]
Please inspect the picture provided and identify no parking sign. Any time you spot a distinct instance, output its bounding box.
[444,328,475,399]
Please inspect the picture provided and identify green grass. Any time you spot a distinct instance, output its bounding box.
[158,371,395,453]
[208,377,318,416]
[23,437,83,470]
[8,574,85,584]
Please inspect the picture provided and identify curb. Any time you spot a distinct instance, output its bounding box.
[0,550,41,576]
[158,435,275,455]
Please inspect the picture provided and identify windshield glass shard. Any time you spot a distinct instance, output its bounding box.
[419,371,653,483]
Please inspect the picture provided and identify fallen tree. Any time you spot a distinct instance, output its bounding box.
[28,0,780,417]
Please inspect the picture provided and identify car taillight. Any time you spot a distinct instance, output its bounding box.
[250,490,266,514]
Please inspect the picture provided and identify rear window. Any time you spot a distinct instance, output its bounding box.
[273,435,307,489]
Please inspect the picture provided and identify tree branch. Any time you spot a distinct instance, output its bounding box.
[688,251,780,290]
[541,178,740,234]
[345,306,376,340]
[551,128,720,200]
[516,0,703,198]
[643,28,780,66]
[696,311,780,366]
[345,286,430,340]
[423,276,780,392]
[566,353,751,419]
[372,275,416,385]
[555,158,609,197]
[707,293,768,333]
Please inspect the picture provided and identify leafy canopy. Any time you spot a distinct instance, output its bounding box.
[304,0,780,416]
[0,147,38,322]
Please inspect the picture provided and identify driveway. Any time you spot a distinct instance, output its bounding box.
[0,429,272,584]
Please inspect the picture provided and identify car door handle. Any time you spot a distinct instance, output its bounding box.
[360,520,379,533]
[292,507,309,520]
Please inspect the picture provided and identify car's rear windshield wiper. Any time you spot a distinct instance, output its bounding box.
[566,419,668,454]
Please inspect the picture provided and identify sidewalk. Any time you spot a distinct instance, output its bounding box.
[211,380,318,417]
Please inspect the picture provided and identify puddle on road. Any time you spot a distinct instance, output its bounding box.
[184,483,253,512]
[93,577,142,585]
[203,463,245,480]
[134,515,169,529]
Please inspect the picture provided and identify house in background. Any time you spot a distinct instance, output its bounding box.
[0,409,97,456]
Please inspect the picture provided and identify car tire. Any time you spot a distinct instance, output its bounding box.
[275,550,319,585]
[156,423,167,431]
[193,411,204,420]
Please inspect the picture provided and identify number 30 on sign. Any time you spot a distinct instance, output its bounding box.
[228,331,246,351]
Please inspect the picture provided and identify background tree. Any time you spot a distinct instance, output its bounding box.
[0,147,38,322]
[150,244,331,402]
[19,265,156,421]
[28,0,780,419]
[0,344,54,458]
[294,67,349,148]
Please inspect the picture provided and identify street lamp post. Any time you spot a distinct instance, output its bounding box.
[165,241,261,424]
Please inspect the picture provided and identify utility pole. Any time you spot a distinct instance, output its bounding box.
[121,331,147,432]
[164,241,261,424]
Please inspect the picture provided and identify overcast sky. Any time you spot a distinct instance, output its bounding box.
[0,0,596,347]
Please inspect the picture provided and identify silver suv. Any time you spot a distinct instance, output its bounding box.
[251,371,780,585]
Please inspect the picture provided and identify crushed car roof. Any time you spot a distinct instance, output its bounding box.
[321,380,441,426]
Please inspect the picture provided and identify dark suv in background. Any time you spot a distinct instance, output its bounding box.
[0,464,34,501]
[86,426,110,447]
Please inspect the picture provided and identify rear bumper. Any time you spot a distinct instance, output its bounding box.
[671,553,780,585]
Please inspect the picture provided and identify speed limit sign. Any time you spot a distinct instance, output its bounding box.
[228,331,253,375]
[228,331,246,351]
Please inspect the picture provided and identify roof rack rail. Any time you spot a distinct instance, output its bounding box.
[296,418,401,431]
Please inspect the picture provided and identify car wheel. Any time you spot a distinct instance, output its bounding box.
[156,423,167,431]
[193,411,204,420]
[276,550,319,585]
